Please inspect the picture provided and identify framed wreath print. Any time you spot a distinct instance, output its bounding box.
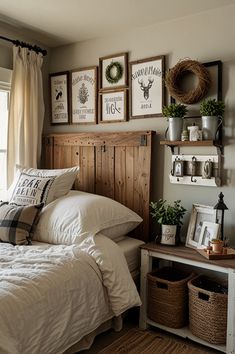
[130,55,165,119]
[49,71,69,124]
[99,89,127,123]
[71,66,97,124]
[99,52,128,91]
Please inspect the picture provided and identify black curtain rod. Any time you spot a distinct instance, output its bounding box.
[0,35,47,56]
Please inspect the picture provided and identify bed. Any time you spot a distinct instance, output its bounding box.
[0,131,153,354]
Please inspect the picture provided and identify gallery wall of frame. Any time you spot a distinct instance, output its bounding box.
[48,51,166,125]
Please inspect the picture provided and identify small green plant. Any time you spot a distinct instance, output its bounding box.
[150,199,186,225]
[200,98,225,116]
[162,103,188,118]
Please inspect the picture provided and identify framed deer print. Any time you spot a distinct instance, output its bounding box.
[129,55,165,119]
[71,66,98,124]
[49,71,70,124]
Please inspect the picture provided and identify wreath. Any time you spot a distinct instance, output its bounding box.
[165,59,211,104]
[105,61,123,84]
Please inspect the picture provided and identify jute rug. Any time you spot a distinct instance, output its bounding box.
[98,328,213,354]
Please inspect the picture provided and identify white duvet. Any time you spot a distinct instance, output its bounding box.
[0,234,141,354]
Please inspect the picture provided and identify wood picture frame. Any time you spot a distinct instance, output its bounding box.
[129,55,165,119]
[197,221,220,249]
[170,60,222,119]
[99,88,127,123]
[99,52,128,91]
[71,66,98,125]
[185,204,217,248]
[49,71,70,125]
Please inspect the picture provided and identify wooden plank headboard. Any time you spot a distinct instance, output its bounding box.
[42,131,154,242]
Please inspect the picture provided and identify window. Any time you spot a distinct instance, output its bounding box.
[0,68,11,200]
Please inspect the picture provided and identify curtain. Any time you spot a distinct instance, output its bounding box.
[7,46,44,186]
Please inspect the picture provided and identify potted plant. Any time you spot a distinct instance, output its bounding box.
[199,98,225,140]
[163,103,188,141]
[150,199,186,245]
[210,238,224,254]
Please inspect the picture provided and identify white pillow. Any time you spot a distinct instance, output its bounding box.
[9,166,79,206]
[34,190,142,244]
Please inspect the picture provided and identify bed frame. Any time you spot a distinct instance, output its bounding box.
[42,131,154,242]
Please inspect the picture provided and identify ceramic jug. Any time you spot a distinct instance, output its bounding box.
[201,116,222,140]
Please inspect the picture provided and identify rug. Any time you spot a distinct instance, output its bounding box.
[98,328,212,354]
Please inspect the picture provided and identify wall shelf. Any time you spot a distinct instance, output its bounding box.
[160,140,223,154]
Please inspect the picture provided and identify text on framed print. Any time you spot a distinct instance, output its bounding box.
[99,89,127,123]
[50,72,69,124]
[71,66,97,124]
[130,55,165,119]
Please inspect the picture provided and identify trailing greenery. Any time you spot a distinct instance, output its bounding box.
[105,61,123,84]
[200,98,225,116]
[162,103,188,118]
[150,199,186,225]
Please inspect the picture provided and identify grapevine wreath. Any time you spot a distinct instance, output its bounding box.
[165,59,211,105]
[105,61,123,84]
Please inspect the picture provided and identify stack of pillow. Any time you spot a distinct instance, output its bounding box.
[0,166,79,245]
[0,166,142,246]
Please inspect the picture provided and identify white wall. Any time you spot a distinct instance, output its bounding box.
[47,5,235,242]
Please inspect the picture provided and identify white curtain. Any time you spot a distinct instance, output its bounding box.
[7,46,45,186]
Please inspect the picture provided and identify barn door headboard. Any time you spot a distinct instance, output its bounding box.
[42,131,154,242]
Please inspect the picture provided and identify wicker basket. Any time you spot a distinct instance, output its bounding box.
[188,275,228,344]
[147,267,193,328]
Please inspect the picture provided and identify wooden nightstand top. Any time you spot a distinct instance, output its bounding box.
[140,243,235,270]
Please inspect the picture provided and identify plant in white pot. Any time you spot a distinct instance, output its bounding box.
[150,199,186,246]
[163,103,188,141]
[199,98,225,140]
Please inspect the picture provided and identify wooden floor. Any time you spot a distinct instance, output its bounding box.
[79,311,222,354]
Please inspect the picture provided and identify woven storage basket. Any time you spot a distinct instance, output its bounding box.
[147,267,193,328]
[188,275,228,344]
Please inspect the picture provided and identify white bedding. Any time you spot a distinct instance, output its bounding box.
[0,234,141,354]
[117,237,144,273]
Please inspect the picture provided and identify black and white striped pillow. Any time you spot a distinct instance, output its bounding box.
[0,202,44,245]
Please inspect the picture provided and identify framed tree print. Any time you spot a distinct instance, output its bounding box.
[71,66,98,124]
[99,52,128,91]
[99,89,127,123]
[129,55,165,119]
[49,71,69,124]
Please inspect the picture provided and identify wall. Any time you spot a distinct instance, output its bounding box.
[47,5,235,242]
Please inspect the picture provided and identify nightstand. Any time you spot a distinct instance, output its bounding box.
[139,242,235,354]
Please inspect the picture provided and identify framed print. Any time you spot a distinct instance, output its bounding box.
[99,89,127,123]
[71,66,97,124]
[130,55,165,119]
[185,204,217,248]
[49,71,69,125]
[197,222,220,249]
[171,60,222,119]
[99,52,128,91]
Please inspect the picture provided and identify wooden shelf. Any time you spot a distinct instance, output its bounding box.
[160,140,223,155]
[160,140,221,147]
[147,319,226,353]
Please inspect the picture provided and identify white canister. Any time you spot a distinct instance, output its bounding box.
[161,225,177,245]
[188,125,200,141]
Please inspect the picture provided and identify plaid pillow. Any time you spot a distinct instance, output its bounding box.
[0,202,44,245]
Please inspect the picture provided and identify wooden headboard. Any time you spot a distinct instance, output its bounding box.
[42,131,154,242]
